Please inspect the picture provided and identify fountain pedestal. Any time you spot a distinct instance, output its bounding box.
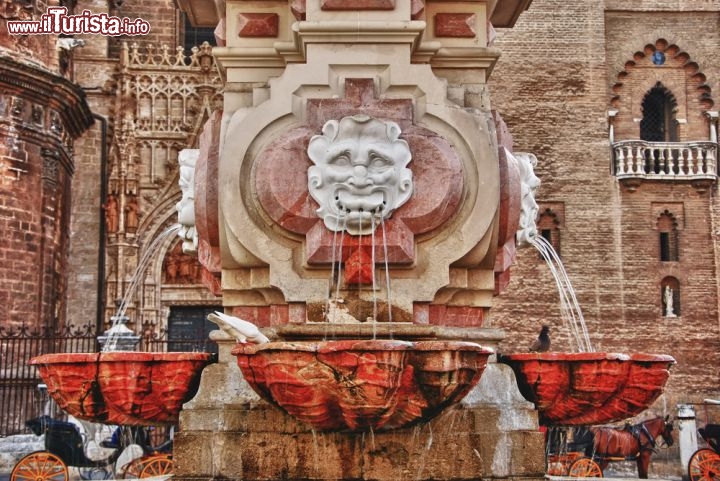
[174,332,545,481]
[172,0,547,479]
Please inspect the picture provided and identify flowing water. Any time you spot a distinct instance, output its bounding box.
[103,224,181,351]
[324,211,393,338]
[530,235,593,352]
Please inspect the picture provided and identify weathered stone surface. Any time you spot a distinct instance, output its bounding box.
[177,349,545,481]
[173,431,215,478]
[320,0,395,10]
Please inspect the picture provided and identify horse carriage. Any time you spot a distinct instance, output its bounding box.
[9,415,173,481]
[687,400,720,481]
[546,416,675,478]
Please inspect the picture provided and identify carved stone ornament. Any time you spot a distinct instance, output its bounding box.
[307,115,413,235]
[177,149,199,254]
[515,152,540,247]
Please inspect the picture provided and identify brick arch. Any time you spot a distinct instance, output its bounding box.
[611,38,714,112]
[656,209,679,262]
[656,209,678,230]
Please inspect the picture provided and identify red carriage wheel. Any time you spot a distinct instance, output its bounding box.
[10,451,68,481]
[139,455,173,478]
[569,457,603,477]
[688,448,720,481]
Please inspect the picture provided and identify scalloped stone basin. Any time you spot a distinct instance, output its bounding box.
[232,339,493,432]
[30,352,213,426]
[499,352,675,426]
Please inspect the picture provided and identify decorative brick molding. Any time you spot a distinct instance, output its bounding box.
[320,0,395,10]
[237,12,279,38]
[434,12,477,38]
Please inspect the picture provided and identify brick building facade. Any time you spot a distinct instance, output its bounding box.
[488,0,720,409]
[0,1,93,332]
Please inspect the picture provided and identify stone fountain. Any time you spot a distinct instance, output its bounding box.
[168,1,671,480]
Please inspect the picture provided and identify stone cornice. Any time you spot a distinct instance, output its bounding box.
[215,20,500,74]
[0,50,94,139]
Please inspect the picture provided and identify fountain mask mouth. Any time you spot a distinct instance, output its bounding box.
[323,186,392,234]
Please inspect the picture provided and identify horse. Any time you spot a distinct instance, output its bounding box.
[586,415,674,478]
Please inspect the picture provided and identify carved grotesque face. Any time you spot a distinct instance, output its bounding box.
[177,162,195,226]
[176,149,198,253]
[307,115,413,235]
[515,152,540,246]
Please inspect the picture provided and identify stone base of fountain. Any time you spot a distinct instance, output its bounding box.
[172,330,547,481]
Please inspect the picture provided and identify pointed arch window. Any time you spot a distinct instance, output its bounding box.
[640,82,678,142]
[537,208,561,258]
[657,210,679,262]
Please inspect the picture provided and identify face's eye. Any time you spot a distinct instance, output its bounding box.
[329,154,351,167]
[369,154,390,169]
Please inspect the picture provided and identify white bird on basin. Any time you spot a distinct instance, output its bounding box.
[207,311,269,344]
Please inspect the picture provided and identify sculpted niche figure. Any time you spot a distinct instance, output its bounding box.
[515,152,541,247]
[307,115,413,236]
[177,149,199,254]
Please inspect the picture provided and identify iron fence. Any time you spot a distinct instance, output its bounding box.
[0,323,216,437]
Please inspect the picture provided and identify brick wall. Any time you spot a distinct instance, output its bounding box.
[489,0,720,407]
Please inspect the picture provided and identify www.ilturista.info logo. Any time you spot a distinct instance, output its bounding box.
[7,7,150,36]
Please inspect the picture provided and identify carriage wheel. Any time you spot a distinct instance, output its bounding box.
[139,455,173,478]
[10,451,68,481]
[121,457,146,479]
[688,448,720,481]
[569,457,603,477]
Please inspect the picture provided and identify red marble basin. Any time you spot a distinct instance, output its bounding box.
[30,352,213,425]
[232,340,492,432]
[499,352,675,426]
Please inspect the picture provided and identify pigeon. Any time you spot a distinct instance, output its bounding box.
[207,311,269,344]
[529,325,551,352]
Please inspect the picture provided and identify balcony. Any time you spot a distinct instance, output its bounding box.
[613,140,718,191]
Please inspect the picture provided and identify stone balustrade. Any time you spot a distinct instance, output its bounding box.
[613,140,718,181]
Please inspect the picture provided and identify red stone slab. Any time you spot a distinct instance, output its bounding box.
[237,12,279,38]
[434,13,477,38]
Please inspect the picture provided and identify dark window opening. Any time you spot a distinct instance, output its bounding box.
[660,232,670,261]
[541,229,552,243]
[182,12,216,56]
[640,83,678,142]
[657,212,679,262]
[167,306,221,354]
[537,209,561,260]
